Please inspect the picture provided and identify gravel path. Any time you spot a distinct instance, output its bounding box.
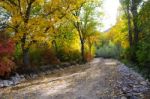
[0,58,150,99]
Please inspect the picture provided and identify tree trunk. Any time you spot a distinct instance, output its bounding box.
[52,40,58,57]
[133,14,139,45]
[89,42,92,56]
[22,49,30,67]
[77,26,86,62]
[20,1,34,67]
[81,39,85,62]
[21,33,30,67]
[127,4,133,47]
[131,0,139,45]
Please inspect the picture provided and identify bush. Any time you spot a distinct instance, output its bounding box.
[14,43,23,66]
[29,45,43,66]
[42,48,60,65]
[137,41,150,66]
[96,43,121,59]
[0,39,15,77]
[84,52,93,62]
[57,49,81,62]
[136,41,150,79]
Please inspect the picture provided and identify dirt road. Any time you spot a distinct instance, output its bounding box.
[0,58,150,99]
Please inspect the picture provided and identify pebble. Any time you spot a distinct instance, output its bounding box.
[3,80,9,87]
[117,63,150,98]
[121,96,127,99]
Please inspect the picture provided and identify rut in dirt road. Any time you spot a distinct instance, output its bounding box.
[0,58,150,99]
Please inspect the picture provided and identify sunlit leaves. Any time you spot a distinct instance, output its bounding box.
[106,18,129,48]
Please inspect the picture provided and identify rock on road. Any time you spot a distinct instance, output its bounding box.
[0,58,150,99]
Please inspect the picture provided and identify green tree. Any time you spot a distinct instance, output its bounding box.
[72,0,102,62]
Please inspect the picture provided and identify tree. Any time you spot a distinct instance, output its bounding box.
[120,0,142,61]
[136,0,150,68]
[120,0,142,45]
[106,18,129,49]
[120,0,133,47]
[71,0,102,62]
[0,0,85,66]
[86,31,100,56]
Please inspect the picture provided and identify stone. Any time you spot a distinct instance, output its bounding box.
[133,87,140,93]
[32,74,37,78]
[61,62,70,67]
[21,77,26,82]
[11,77,20,85]
[126,93,132,97]
[20,75,26,81]
[77,96,86,99]
[3,80,9,87]
[0,81,4,87]
[15,73,20,78]
[7,80,13,85]
[122,87,127,91]
[121,96,127,99]
[140,81,147,85]
[20,75,24,78]
[130,96,138,99]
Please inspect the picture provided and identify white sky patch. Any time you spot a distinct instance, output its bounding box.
[101,0,120,32]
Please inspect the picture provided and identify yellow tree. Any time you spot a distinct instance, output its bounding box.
[106,18,129,49]
[0,0,85,66]
[70,0,102,62]
[86,31,100,56]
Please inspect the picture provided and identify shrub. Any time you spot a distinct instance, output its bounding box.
[57,49,81,62]
[14,43,23,66]
[96,44,121,59]
[136,41,150,79]
[0,39,15,77]
[0,57,15,77]
[42,48,60,65]
[84,52,93,62]
[137,42,150,66]
[29,45,43,66]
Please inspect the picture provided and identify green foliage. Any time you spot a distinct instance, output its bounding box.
[29,45,43,66]
[14,43,22,64]
[57,49,81,62]
[137,42,150,66]
[119,0,150,79]
[96,41,122,59]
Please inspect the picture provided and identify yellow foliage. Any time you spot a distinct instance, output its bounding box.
[106,19,129,48]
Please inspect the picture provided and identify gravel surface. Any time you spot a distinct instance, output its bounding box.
[0,58,150,99]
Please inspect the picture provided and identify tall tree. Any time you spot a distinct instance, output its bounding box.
[120,0,142,45]
[120,0,133,47]
[0,0,85,66]
[72,0,102,62]
[130,0,142,44]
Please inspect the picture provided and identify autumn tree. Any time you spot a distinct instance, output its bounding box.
[120,0,133,47]
[71,0,102,62]
[0,0,86,66]
[106,18,129,49]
